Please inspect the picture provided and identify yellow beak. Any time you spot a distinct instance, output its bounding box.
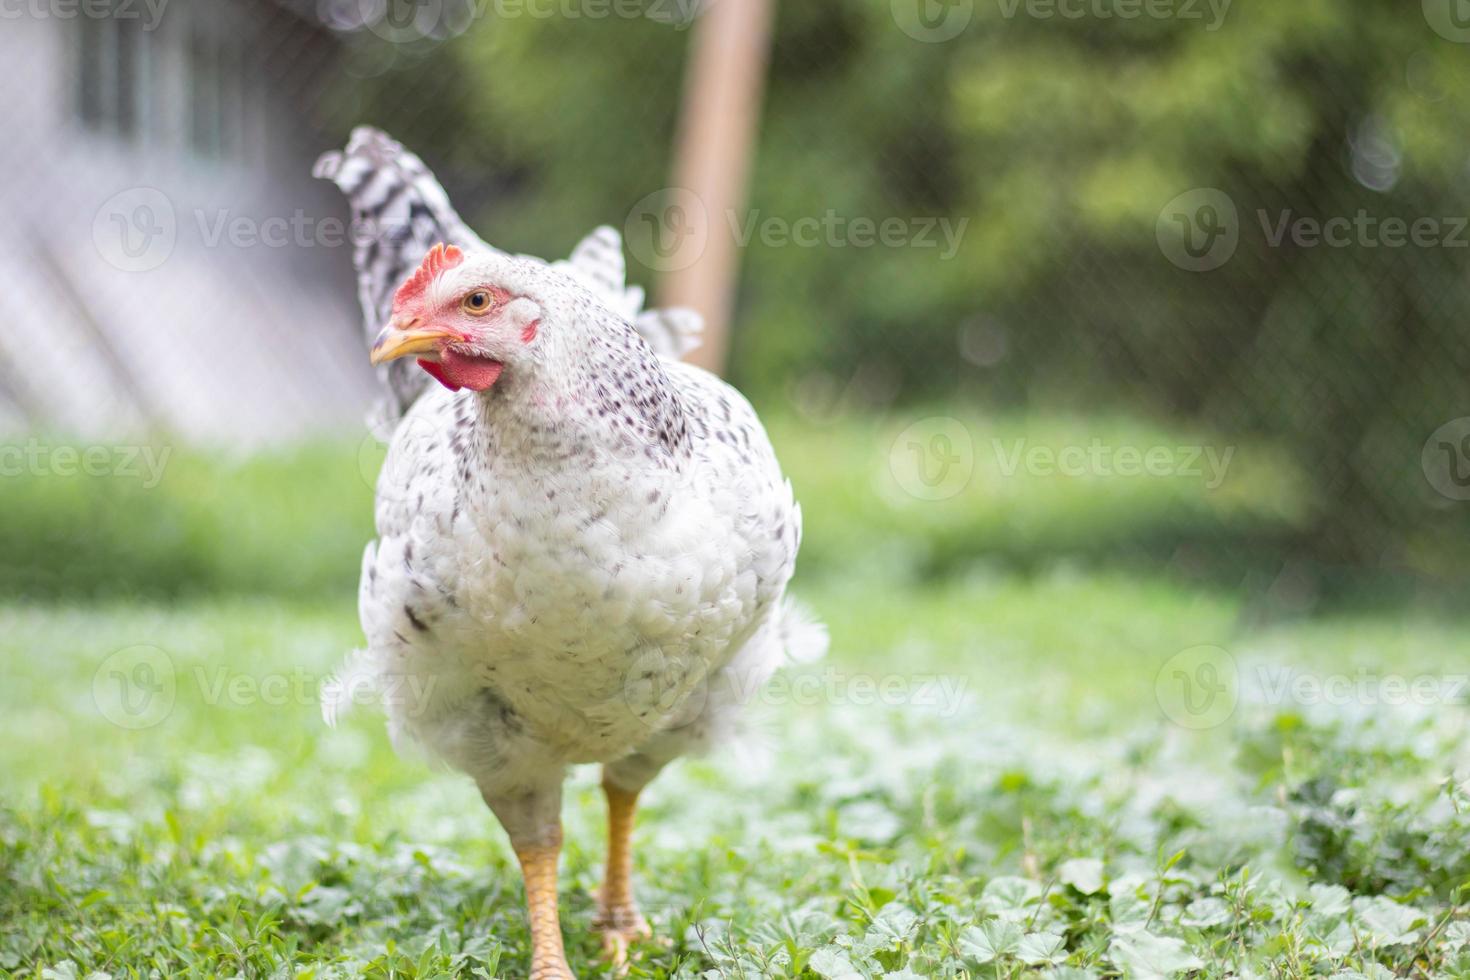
[370,320,463,366]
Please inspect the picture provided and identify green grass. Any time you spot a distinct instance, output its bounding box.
[5,412,1470,977]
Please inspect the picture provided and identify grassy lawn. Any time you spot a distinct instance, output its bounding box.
[5,413,1470,977]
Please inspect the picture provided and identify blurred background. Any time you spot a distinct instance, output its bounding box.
[9,2,1470,973]
[4,0,1470,612]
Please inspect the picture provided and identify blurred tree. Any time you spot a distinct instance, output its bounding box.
[340,0,1470,576]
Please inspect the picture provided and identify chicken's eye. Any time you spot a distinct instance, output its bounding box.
[462,290,494,315]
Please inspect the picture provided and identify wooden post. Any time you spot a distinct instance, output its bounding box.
[658,0,775,376]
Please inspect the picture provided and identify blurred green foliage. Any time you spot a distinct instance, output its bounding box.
[335,0,1470,575]
[0,441,374,601]
[1,412,1307,601]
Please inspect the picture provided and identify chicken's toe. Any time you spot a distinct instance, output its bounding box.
[595,904,652,972]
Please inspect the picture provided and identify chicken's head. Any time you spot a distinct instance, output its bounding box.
[370,243,544,392]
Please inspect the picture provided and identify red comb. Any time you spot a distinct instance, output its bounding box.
[394,243,464,308]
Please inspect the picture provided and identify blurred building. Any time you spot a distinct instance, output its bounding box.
[0,0,376,444]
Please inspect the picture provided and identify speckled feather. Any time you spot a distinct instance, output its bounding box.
[317,130,825,812]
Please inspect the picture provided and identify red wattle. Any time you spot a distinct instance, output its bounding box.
[417,358,461,391]
[420,351,504,392]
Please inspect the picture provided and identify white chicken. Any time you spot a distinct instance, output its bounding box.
[314,127,825,978]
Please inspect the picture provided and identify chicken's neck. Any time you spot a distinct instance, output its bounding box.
[468,335,691,473]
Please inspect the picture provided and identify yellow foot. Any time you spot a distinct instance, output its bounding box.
[528,956,577,980]
[595,904,652,972]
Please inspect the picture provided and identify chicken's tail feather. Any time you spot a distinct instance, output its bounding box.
[634,307,704,360]
[314,126,491,425]
[553,225,705,360]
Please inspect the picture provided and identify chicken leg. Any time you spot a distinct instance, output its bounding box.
[595,772,652,968]
[514,834,574,980]
[482,785,575,980]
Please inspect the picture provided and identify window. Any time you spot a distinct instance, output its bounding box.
[73,0,251,163]
[184,11,249,161]
[76,9,148,140]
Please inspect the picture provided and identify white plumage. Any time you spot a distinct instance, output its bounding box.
[315,128,823,977]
